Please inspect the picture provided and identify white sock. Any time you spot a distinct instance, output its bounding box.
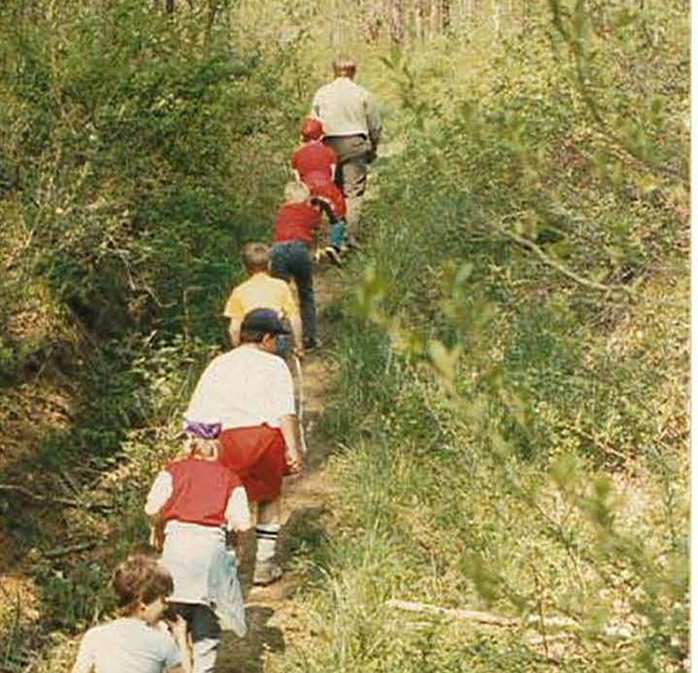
[255,524,280,566]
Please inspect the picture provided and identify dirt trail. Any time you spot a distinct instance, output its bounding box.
[216,263,343,672]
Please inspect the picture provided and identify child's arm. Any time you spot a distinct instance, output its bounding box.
[228,318,242,347]
[144,470,173,552]
[149,515,166,553]
[279,414,302,474]
[225,485,252,533]
[71,630,96,673]
[223,290,245,347]
[166,616,192,673]
[310,196,337,224]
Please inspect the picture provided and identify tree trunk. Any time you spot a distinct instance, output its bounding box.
[390,0,405,46]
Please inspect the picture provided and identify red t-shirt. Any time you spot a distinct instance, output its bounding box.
[291,141,338,188]
[160,457,241,527]
[273,202,322,244]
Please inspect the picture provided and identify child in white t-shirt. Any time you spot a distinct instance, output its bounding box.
[71,555,190,673]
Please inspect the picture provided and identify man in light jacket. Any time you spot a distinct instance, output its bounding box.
[311,53,382,247]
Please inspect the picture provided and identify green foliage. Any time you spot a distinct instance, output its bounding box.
[0,1,688,672]
[31,560,112,631]
[283,2,688,672]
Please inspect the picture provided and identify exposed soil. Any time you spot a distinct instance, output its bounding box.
[216,260,344,672]
[0,256,346,671]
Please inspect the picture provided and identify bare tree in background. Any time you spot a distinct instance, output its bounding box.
[390,0,405,46]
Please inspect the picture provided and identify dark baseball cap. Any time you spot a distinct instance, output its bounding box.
[241,308,290,335]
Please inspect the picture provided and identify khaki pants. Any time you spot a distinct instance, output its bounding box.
[324,134,372,236]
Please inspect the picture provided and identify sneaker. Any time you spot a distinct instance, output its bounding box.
[253,563,283,586]
[324,245,343,266]
[343,235,361,252]
[302,338,322,352]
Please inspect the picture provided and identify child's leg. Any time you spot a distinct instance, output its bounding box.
[329,218,346,249]
[254,498,282,585]
[189,605,221,673]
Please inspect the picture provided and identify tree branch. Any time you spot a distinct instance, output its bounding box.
[0,484,112,512]
[490,220,632,295]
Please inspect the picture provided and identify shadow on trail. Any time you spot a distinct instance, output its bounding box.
[219,606,285,673]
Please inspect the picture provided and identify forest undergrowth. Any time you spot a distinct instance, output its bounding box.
[0,1,689,672]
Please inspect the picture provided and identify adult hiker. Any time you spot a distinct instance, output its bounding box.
[184,308,303,586]
[311,53,382,247]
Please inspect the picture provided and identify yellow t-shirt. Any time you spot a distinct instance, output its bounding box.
[223,273,298,320]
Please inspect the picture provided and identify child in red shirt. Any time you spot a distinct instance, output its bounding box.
[270,182,323,351]
[291,117,347,263]
[145,421,250,673]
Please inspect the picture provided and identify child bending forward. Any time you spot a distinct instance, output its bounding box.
[145,422,251,673]
[71,554,190,673]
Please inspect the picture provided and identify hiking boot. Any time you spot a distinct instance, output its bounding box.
[324,245,343,266]
[252,563,283,587]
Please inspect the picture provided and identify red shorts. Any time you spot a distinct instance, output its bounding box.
[220,425,288,502]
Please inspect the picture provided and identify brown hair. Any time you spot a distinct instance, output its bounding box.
[111,555,174,615]
[332,53,357,78]
[241,242,270,273]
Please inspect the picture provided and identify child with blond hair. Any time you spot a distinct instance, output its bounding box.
[145,422,250,673]
[270,182,325,351]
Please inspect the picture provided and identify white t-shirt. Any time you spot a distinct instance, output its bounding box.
[185,345,295,429]
[71,617,181,673]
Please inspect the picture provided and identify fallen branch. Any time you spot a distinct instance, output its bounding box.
[385,599,578,629]
[387,599,516,626]
[386,599,634,641]
[0,484,112,513]
[42,540,98,559]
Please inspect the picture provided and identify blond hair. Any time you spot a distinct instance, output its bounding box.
[183,436,220,459]
[241,242,270,273]
[284,181,310,204]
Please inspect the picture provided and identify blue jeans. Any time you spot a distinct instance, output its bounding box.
[271,240,316,345]
[330,219,346,249]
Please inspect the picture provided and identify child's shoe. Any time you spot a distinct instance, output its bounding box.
[252,562,283,586]
[324,245,343,266]
[341,235,361,253]
[302,337,322,352]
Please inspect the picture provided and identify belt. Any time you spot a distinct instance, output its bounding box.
[325,133,367,140]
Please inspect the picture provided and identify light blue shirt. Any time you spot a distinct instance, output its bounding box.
[72,617,181,673]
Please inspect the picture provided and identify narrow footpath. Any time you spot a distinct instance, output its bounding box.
[216,263,343,673]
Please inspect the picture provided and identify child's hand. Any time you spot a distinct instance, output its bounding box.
[285,448,302,474]
[167,614,188,645]
[149,524,165,553]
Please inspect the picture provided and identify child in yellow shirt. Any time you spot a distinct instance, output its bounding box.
[223,242,302,356]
